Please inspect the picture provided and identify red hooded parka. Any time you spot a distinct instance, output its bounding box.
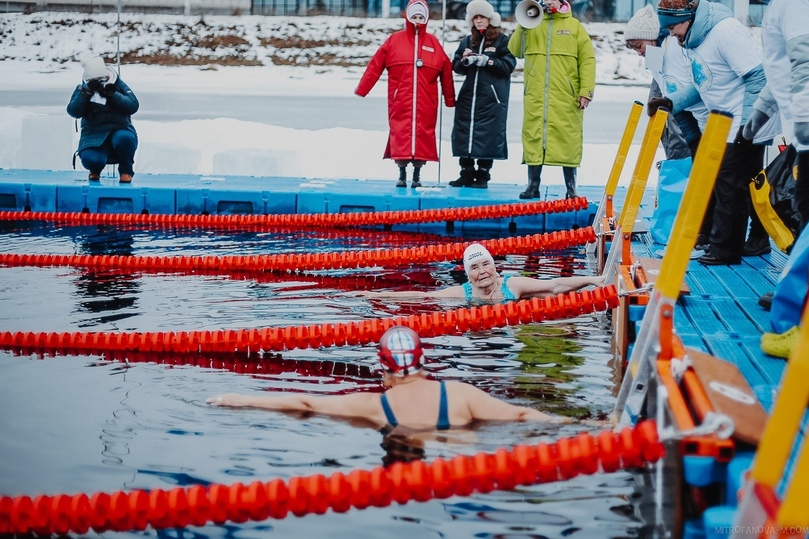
[355,0,456,162]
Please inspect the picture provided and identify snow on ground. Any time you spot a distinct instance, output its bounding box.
[1,12,742,186]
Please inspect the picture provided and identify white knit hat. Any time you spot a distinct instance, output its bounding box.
[463,243,495,274]
[465,0,496,22]
[405,1,428,21]
[81,57,108,82]
[625,5,660,41]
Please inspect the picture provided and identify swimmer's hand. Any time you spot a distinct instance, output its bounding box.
[207,394,252,408]
[545,415,575,425]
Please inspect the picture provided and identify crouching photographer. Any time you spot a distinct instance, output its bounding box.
[67,56,140,184]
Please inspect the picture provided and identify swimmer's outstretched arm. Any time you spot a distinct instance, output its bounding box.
[207,392,381,421]
[510,275,605,299]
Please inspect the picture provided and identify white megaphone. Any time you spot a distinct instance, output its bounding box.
[515,0,545,28]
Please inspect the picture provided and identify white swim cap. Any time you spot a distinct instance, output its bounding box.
[463,243,495,274]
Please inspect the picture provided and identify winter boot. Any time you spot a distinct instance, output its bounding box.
[411,166,422,188]
[471,168,490,189]
[563,167,578,199]
[519,166,541,199]
[449,167,475,187]
[396,166,407,188]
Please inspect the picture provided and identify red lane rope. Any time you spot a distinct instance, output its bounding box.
[0,421,664,535]
[0,285,619,356]
[0,227,596,274]
[0,197,588,229]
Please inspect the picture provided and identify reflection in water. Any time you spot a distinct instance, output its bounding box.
[74,226,141,327]
[0,225,652,537]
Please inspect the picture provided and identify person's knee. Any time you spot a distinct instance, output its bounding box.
[79,150,106,172]
[111,130,138,154]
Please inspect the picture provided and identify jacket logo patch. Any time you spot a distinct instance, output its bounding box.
[422,45,434,52]
[484,47,496,52]
[557,30,571,35]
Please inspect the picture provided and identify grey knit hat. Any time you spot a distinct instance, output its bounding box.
[626,5,660,41]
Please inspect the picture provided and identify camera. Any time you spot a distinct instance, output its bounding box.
[461,55,477,67]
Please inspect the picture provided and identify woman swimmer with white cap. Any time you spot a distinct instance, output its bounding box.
[360,243,604,303]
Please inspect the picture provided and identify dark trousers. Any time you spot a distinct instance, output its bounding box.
[459,157,493,170]
[79,129,137,176]
[708,142,766,259]
[797,150,809,233]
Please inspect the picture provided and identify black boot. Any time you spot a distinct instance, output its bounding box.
[471,168,490,189]
[519,165,541,199]
[449,167,475,187]
[411,166,422,188]
[797,150,809,233]
[396,166,407,188]
[563,167,578,199]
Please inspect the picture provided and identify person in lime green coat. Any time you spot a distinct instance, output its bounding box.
[508,0,596,199]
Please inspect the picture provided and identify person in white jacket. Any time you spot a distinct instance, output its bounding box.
[741,0,809,233]
[649,0,780,265]
[741,0,809,359]
[625,5,708,161]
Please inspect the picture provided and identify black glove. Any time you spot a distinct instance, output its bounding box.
[87,79,102,93]
[79,83,94,98]
[99,82,116,97]
[647,97,673,117]
[734,125,753,146]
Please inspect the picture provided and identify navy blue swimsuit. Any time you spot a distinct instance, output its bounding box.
[380,381,451,431]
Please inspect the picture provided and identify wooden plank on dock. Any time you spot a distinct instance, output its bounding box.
[689,348,768,445]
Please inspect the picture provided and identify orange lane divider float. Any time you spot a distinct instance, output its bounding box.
[0,420,664,535]
[8,347,379,381]
[0,228,596,274]
[0,285,619,356]
[0,197,588,229]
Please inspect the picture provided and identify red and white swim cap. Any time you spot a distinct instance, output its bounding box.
[378,326,424,376]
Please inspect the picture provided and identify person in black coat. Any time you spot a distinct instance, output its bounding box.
[67,57,139,183]
[449,0,516,189]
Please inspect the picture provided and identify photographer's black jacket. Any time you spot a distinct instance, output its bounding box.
[451,32,516,160]
[67,78,139,153]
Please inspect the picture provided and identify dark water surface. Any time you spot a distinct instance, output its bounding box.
[0,221,649,538]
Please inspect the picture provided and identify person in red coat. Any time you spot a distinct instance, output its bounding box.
[355,0,456,188]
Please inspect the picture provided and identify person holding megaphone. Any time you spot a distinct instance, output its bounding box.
[508,0,595,200]
[448,0,516,189]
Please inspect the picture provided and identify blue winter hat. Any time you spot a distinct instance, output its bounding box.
[657,0,698,29]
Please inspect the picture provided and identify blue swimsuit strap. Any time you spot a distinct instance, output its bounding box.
[436,381,450,431]
[463,275,515,302]
[380,381,451,430]
[380,392,398,427]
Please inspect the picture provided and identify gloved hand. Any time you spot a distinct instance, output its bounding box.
[474,54,489,67]
[734,125,753,146]
[99,82,116,97]
[87,79,102,93]
[647,97,673,117]
[79,83,94,98]
[742,109,770,140]
[461,55,476,67]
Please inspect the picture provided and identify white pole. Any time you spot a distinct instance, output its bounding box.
[437,0,447,184]
[382,0,389,18]
[184,0,191,15]
[116,0,121,75]
[734,0,749,24]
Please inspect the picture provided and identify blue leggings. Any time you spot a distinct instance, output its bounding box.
[79,129,137,176]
